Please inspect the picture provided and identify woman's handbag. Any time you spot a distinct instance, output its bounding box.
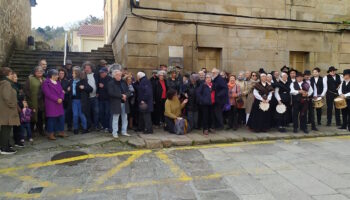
[236,96,244,108]
[174,118,188,135]
[139,102,148,111]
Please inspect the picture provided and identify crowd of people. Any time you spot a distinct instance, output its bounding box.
[0,58,350,155]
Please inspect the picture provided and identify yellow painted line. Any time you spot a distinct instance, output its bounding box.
[0,192,41,199]
[168,140,276,151]
[93,151,149,186]
[155,151,192,181]
[0,150,151,174]
[5,172,55,188]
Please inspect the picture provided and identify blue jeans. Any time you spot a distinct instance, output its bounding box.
[72,99,87,130]
[21,122,32,139]
[99,100,110,129]
[89,97,99,128]
[112,103,128,136]
[46,115,65,133]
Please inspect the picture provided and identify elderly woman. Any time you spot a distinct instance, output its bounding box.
[25,66,45,136]
[153,70,167,126]
[245,71,259,123]
[236,71,247,125]
[227,75,241,131]
[164,89,188,133]
[108,69,130,138]
[197,73,215,135]
[0,67,20,154]
[137,71,154,134]
[58,68,72,131]
[42,69,67,140]
[247,72,274,132]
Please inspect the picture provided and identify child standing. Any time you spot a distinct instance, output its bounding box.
[20,101,33,142]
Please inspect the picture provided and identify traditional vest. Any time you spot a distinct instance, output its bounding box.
[277,81,291,103]
[327,74,341,94]
[342,81,350,95]
[310,76,324,96]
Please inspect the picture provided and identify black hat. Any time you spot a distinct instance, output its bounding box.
[258,68,266,75]
[296,72,303,77]
[99,67,108,73]
[344,69,350,76]
[327,66,338,73]
[303,70,311,76]
[289,68,297,73]
[280,65,289,72]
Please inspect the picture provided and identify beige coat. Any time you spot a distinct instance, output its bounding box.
[236,80,248,109]
[245,80,258,114]
[0,80,20,126]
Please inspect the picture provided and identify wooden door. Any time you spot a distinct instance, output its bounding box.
[197,48,221,72]
[289,51,309,72]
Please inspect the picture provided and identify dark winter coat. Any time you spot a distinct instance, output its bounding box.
[137,76,154,113]
[97,75,112,101]
[212,75,228,105]
[107,79,130,115]
[197,83,213,106]
[153,79,168,103]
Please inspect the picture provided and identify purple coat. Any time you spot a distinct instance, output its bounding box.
[42,79,65,117]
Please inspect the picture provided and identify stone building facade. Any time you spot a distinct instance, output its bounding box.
[0,0,33,66]
[104,0,350,75]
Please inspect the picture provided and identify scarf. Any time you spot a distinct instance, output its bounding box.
[254,82,274,100]
[72,79,80,96]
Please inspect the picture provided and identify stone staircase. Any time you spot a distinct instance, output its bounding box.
[8,44,115,83]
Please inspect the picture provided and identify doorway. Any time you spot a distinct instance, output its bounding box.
[289,51,310,72]
[197,48,222,72]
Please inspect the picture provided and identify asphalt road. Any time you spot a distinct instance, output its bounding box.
[1,136,350,200]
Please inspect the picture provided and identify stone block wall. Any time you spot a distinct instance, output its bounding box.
[106,0,350,75]
[0,0,31,66]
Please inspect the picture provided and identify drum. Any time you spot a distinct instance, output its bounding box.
[259,102,270,112]
[334,97,347,109]
[276,104,287,114]
[313,97,324,108]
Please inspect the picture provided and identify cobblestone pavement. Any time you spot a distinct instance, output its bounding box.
[1,135,350,199]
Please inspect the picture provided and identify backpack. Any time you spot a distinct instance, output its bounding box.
[174,118,188,135]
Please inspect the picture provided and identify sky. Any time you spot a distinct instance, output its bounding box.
[32,0,104,29]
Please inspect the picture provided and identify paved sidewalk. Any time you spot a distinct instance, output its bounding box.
[15,124,350,153]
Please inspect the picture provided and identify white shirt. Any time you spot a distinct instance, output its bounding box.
[338,80,350,97]
[87,73,97,98]
[312,76,327,97]
[253,82,272,101]
[290,81,313,96]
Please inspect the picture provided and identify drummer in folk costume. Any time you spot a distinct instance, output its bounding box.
[291,72,314,134]
[338,69,350,131]
[325,66,342,126]
[304,70,318,131]
[274,72,291,132]
[310,67,328,125]
[247,72,274,132]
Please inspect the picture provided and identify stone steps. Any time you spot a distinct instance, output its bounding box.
[9,44,115,82]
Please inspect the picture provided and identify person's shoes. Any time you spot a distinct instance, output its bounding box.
[311,127,319,131]
[73,129,79,135]
[338,126,347,130]
[48,134,56,140]
[104,128,109,133]
[113,134,119,139]
[15,143,24,148]
[122,133,131,137]
[203,130,209,135]
[144,130,153,134]
[302,129,309,134]
[232,127,238,131]
[58,132,68,138]
[293,129,298,133]
[278,128,286,133]
[67,127,72,132]
[29,138,34,142]
[0,148,16,155]
[209,128,216,133]
[82,129,89,134]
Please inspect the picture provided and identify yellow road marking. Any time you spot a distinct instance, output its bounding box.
[155,151,192,181]
[93,151,148,187]
[4,172,55,188]
[1,135,350,199]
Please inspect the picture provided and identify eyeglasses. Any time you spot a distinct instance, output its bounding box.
[252,75,257,77]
